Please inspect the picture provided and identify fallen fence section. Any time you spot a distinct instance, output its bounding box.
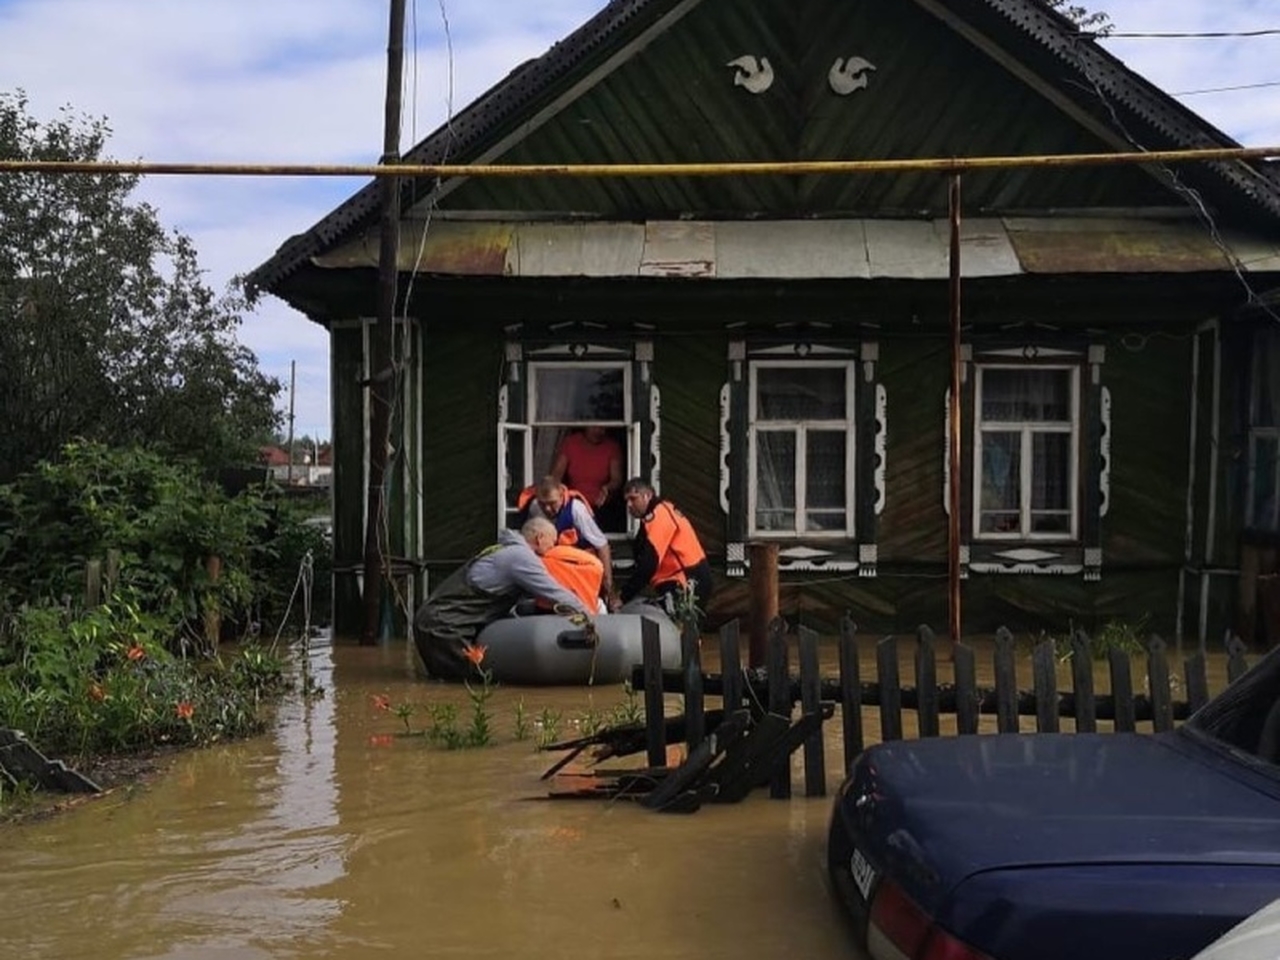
[0,728,102,794]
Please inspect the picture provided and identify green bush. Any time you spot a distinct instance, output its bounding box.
[0,594,287,758]
[0,442,319,798]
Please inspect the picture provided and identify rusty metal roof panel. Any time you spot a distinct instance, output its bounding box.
[312,217,1280,280]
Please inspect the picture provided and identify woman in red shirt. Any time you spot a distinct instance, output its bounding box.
[552,425,623,526]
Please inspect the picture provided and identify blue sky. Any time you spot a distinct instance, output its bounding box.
[1,0,1277,440]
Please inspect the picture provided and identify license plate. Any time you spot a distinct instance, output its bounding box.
[849,847,877,902]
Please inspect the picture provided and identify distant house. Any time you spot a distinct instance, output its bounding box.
[247,0,1280,644]
[258,444,332,488]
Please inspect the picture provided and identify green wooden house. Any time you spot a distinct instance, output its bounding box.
[246,0,1280,646]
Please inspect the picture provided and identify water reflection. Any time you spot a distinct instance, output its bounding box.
[2,635,855,960]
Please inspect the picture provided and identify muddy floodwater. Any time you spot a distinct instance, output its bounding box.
[2,635,861,960]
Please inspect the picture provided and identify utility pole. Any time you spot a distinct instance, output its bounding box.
[947,174,963,649]
[361,0,406,645]
[286,359,296,485]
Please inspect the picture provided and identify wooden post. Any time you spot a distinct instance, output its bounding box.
[1108,647,1136,733]
[1226,633,1249,683]
[953,642,978,734]
[204,555,223,654]
[1071,631,1097,733]
[798,626,826,797]
[1032,639,1059,733]
[360,0,406,646]
[681,621,705,752]
[766,619,791,799]
[642,618,666,769]
[994,627,1018,733]
[838,615,863,769]
[1146,635,1174,733]
[876,636,902,742]
[1238,542,1260,645]
[1184,652,1209,713]
[719,619,743,714]
[914,625,940,738]
[84,559,103,608]
[946,173,964,649]
[748,542,778,669]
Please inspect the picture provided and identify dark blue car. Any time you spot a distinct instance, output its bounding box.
[827,648,1280,960]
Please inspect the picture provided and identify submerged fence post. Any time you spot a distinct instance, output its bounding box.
[798,625,826,797]
[1226,634,1249,684]
[719,619,743,714]
[1108,646,1136,733]
[1071,630,1097,733]
[953,640,978,735]
[876,636,902,742]
[767,618,791,800]
[994,628,1018,733]
[1032,639,1059,733]
[839,615,864,768]
[641,618,666,768]
[915,625,940,738]
[1185,650,1210,714]
[682,621,705,751]
[748,542,779,669]
[1146,635,1174,733]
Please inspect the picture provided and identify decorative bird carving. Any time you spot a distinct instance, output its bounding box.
[829,56,876,95]
[726,55,775,94]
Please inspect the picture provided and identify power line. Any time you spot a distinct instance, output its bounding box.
[1101,28,1280,40]
[1174,79,1280,97]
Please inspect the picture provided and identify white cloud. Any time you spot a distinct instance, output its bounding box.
[2,0,1276,439]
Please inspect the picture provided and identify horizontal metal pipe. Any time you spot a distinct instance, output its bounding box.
[1,144,1278,179]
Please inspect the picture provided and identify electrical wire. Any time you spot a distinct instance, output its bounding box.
[1173,80,1280,98]
[1101,29,1280,40]
[1063,31,1280,327]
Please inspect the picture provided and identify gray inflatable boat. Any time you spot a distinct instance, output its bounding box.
[476,603,682,685]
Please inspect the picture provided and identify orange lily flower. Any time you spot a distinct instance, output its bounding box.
[126,644,145,661]
[463,644,487,666]
[175,702,195,720]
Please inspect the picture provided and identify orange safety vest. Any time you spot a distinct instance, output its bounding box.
[540,545,604,611]
[516,485,594,548]
[640,499,707,588]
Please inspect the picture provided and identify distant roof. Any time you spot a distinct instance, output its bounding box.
[246,0,1280,301]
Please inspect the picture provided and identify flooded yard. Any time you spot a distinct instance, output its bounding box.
[3,625,1238,960]
[2,635,858,960]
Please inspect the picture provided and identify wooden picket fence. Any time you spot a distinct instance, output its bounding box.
[632,616,1254,802]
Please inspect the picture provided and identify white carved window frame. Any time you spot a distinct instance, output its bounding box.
[496,339,658,539]
[971,362,1081,542]
[747,358,858,539]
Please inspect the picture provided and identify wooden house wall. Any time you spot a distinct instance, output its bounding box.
[325,301,1245,642]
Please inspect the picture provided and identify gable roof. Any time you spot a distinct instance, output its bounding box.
[246,0,1280,301]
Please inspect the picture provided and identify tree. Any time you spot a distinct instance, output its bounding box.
[0,91,281,482]
[1042,0,1112,34]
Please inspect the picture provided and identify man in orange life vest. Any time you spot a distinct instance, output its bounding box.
[517,475,613,601]
[612,477,713,616]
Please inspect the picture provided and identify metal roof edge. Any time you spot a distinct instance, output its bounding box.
[964,0,1280,219]
[245,0,673,300]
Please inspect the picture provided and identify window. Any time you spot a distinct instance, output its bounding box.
[721,340,883,577]
[1247,329,1280,533]
[973,365,1079,540]
[498,340,655,537]
[749,361,856,537]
